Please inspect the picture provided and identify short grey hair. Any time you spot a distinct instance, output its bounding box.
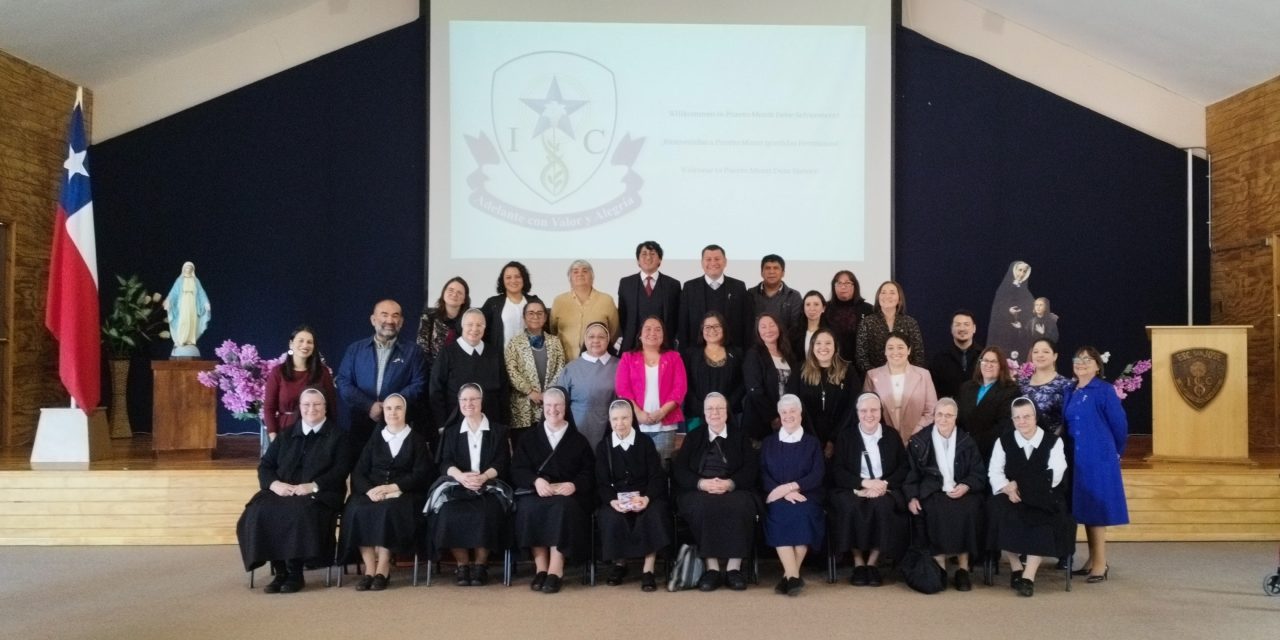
[567,259,594,277]
[777,393,802,413]
[935,397,958,413]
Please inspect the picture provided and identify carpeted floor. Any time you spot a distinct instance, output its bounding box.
[1,542,1277,640]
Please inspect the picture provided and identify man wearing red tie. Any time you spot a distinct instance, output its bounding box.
[617,241,681,352]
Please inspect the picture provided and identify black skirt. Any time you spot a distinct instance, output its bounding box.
[597,499,673,560]
[236,491,339,571]
[429,493,510,552]
[829,489,908,560]
[918,491,984,557]
[513,495,588,559]
[677,490,758,559]
[337,492,424,562]
[987,494,1075,558]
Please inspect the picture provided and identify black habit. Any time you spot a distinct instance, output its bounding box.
[987,430,1075,558]
[511,424,596,558]
[594,432,672,560]
[429,418,512,552]
[237,419,351,571]
[828,424,909,560]
[428,340,509,429]
[903,425,987,558]
[670,426,761,559]
[338,427,436,560]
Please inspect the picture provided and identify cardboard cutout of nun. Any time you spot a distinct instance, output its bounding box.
[164,261,211,357]
[987,261,1034,362]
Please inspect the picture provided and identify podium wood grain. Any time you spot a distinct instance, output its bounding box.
[1146,326,1252,463]
[151,360,216,457]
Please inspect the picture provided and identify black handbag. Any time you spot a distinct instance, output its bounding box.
[900,515,945,594]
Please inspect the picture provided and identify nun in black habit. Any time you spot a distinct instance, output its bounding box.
[986,260,1035,362]
[595,400,672,592]
[511,386,596,594]
[237,387,352,593]
[670,392,762,592]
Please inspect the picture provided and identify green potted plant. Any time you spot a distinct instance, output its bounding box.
[101,274,168,438]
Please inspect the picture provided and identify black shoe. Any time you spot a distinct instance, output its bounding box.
[725,570,748,591]
[954,568,972,592]
[455,564,472,586]
[867,565,883,587]
[370,574,389,591]
[850,565,870,586]
[1086,566,1110,583]
[786,576,805,596]
[541,574,563,594]
[937,566,948,592]
[354,574,374,591]
[530,571,548,591]
[263,570,289,594]
[641,572,657,592]
[1015,577,1035,597]
[606,563,628,586]
[1010,569,1024,589]
[470,564,489,587]
[279,577,305,593]
[774,577,789,594]
[698,569,724,592]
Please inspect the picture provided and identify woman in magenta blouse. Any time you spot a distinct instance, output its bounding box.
[615,316,687,462]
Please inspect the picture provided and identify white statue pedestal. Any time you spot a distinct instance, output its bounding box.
[30,407,111,470]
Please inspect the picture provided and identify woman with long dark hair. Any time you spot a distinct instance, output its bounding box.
[263,325,336,442]
[417,277,471,374]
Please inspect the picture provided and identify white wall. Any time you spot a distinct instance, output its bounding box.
[903,0,1206,149]
[93,0,419,141]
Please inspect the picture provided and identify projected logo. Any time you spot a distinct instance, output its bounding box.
[465,51,645,230]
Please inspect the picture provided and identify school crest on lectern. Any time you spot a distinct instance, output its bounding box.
[1171,348,1226,410]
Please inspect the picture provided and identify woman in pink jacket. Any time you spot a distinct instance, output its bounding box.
[615,316,688,462]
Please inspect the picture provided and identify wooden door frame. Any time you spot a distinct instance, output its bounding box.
[0,219,13,447]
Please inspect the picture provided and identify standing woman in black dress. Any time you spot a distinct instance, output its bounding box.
[742,313,799,441]
[430,383,511,587]
[824,270,874,366]
[682,311,744,431]
[339,394,435,591]
[480,261,536,352]
[796,328,860,457]
[595,400,671,592]
[511,387,595,594]
[670,392,760,592]
[957,345,1020,461]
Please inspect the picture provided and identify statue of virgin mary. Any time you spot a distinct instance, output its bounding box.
[163,261,211,357]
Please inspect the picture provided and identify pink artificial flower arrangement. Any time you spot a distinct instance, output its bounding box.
[197,340,286,420]
[1112,358,1153,400]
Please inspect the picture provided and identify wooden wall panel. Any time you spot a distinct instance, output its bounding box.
[1208,73,1280,454]
[0,50,90,447]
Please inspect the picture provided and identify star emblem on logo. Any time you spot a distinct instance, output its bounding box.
[521,77,588,139]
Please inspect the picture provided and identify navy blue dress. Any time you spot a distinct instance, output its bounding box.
[1064,378,1129,526]
[759,431,825,547]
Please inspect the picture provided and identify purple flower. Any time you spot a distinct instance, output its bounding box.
[196,340,276,420]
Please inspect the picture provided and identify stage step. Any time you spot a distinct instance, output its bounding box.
[0,465,1277,545]
[0,470,257,545]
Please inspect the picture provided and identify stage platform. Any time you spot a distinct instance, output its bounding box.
[0,435,1277,545]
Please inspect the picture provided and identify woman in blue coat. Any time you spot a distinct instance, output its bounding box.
[1063,345,1128,583]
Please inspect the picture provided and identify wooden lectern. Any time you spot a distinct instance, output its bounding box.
[1146,326,1252,464]
[152,360,217,458]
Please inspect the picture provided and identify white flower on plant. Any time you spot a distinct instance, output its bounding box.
[152,293,163,302]
[159,331,171,339]
[1100,351,1111,364]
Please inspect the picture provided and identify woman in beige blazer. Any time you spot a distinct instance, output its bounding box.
[862,332,937,445]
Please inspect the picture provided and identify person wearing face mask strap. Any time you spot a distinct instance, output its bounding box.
[429,308,509,430]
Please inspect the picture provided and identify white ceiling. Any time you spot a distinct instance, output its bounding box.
[0,0,319,85]
[0,0,1277,105]
[965,0,1280,104]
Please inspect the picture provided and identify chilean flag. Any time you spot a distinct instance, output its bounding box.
[45,87,100,412]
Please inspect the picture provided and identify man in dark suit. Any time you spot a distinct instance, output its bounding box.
[335,299,429,450]
[677,244,754,350]
[929,309,983,399]
[617,240,681,351]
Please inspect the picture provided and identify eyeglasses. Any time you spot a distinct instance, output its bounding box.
[1072,357,1093,364]
[980,359,1001,365]
[703,324,723,331]
[834,281,854,286]
[525,310,546,317]
[934,412,957,419]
